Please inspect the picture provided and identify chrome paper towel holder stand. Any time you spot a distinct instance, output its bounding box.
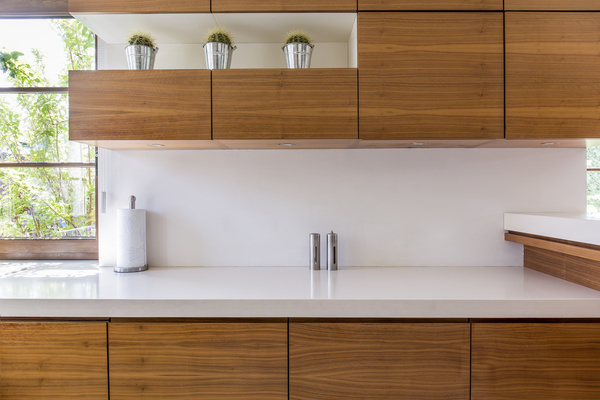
[114,195,148,273]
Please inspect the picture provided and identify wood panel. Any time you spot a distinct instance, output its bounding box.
[358,12,504,140]
[505,232,600,263]
[69,70,211,141]
[212,69,357,140]
[524,246,600,292]
[109,322,288,400]
[505,0,600,10]
[0,0,68,16]
[289,322,470,400]
[472,322,600,400]
[0,321,108,400]
[0,238,97,260]
[212,0,356,12]
[359,0,502,11]
[68,0,209,13]
[506,13,600,138]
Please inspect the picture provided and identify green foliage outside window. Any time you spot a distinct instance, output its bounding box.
[0,19,96,238]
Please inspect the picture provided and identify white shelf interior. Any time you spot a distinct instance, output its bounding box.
[76,13,358,69]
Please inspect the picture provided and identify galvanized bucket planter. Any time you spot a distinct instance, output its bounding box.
[283,43,314,68]
[204,42,236,69]
[125,45,158,70]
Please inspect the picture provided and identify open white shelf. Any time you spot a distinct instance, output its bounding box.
[76,13,358,69]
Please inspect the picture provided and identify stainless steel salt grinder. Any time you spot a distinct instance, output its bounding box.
[309,233,321,270]
[327,231,338,271]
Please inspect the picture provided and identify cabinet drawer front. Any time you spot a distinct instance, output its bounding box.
[69,70,211,141]
[212,0,356,12]
[506,0,600,10]
[109,322,288,400]
[68,0,210,13]
[506,12,600,138]
[289,322,470,400]
[358,12,504,140]
[472,323,600,400]
[0,322,108,400]
[359,0,502,11]
[213,69,358,140]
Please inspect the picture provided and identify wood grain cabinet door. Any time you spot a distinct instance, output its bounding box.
[212,0,356,12]
[506,12,600,138]
[0,321,109,400]
[505,0,600,10]
[289,321,470,400]
[358,12,504,140]
[212,69,358,141]
[358,0,502,11]
[472,322,600,400]
[69,70,212,142]
[108,321,288,400]
[68,0,210,13]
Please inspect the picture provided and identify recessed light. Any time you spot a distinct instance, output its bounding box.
[148,144,165,147]
[411,142,428,146]
[279,143,295,147]
[541,142,559,146]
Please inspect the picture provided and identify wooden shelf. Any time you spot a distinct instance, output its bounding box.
[359,0,502,11]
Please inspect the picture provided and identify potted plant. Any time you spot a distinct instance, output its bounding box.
[125,31,158,70]
[204,27,236,70]
[283,30,314,69]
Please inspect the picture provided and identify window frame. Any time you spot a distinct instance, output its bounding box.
[0,11,98,260]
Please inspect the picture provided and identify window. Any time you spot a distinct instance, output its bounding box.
[587,147,600,216]
[0,18,97,259]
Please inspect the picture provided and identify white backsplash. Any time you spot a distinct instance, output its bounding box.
[98,148,585,267]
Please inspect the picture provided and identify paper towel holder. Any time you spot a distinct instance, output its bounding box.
[114,195,148,273]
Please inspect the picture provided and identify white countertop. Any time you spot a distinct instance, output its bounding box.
[2,261,600,318]
[504,212,600,245]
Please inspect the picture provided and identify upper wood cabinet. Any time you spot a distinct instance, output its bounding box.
[289,321,470,400]
[472,322,600,400]
[358,0,502,11]
[358,12,504,140]
[1,0,67,16]
[212,0,356,12]
[69,70,212,144]
[505,0,600,10]
[0,321,108,400]
[212,69,358,141]
[68,0,210,13]
[506,13,600,139]
[109,321,288,400]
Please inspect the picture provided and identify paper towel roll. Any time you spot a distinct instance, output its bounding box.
[116,208,147,271]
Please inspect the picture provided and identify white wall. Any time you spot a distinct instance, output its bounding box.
[98,148,586,267]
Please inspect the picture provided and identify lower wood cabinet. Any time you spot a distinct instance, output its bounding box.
[472,322,600,400]
[0,321,108,400]
[3,319,599,400]
[108,320,288,400]
[289,321,470,400]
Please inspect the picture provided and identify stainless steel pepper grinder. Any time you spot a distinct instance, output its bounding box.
[309,233,320,270]
[327,230,338,271]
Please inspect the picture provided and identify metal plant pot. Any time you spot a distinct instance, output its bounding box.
[204,42,236,69]
[125,44,158,70]
[283,43,314,69]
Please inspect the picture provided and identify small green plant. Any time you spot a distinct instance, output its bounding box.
[205,27,234,46]
[127,31,157,48]
[284,30,312,45]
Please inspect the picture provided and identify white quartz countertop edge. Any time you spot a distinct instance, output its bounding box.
[504,212,600,245]
[2,262,600,318]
